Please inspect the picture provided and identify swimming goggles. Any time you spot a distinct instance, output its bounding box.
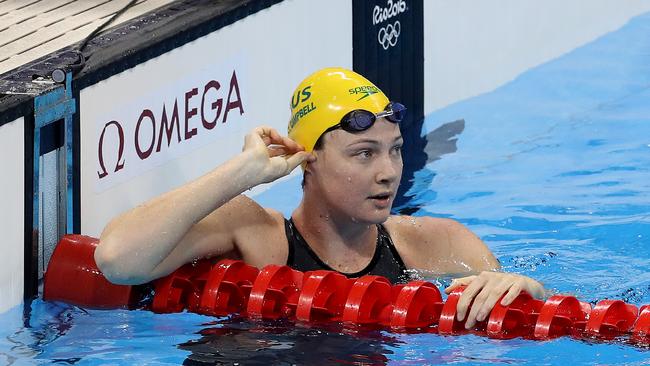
[329,102,407,133]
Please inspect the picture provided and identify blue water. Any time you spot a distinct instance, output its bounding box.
[3,11,650,366]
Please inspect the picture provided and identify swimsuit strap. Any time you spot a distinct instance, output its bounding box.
[285,218,410,283]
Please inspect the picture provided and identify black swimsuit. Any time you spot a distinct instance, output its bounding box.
[284,218,410,284]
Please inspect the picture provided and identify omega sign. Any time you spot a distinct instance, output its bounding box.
[94,69,245,188]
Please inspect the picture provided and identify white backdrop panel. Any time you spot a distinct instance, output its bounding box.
[80,0,352,237]
[0,117,24,314]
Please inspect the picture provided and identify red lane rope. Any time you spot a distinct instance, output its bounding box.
[44,235,650,347]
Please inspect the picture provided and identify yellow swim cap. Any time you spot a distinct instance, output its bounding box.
[287,67,390,152]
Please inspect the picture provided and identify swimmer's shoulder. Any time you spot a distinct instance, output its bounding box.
[383,215,457,263]
[219,195,283,223]
[384,215,498,273]
[386,215,477,241]
[218,195,288,266]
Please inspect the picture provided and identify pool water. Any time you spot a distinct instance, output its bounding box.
[3,10,650,366]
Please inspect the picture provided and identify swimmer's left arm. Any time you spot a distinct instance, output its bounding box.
[415,217,545,330]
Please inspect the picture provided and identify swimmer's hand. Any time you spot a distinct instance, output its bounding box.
[444,271,545,329]
[243,126,314,184]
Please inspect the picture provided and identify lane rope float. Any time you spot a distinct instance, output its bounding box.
[43,235,650,346]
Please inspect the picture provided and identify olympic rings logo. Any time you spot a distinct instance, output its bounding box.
[377,20,401,50]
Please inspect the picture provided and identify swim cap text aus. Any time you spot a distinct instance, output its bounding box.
[287,67,390,152]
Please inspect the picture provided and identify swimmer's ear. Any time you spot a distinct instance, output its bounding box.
[306,151,317,163]
[302,152,317,173]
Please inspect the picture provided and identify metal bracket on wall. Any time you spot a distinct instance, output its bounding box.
[32,71,76,280]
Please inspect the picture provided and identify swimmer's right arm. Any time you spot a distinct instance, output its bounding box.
[95,126,312,285]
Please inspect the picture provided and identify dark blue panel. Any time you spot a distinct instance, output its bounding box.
[23,113,37,301]
[352,0,425,212]
[39,119,64,156]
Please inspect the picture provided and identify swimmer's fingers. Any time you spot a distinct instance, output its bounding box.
[444,275,476,294]
[268,146,315,163]
[244,127,267,151]
[455,275,485,323]
[262,128,285,146]
[459,272,506,329]
[260,151,311,183]
[253,126,304,153]
[468,278,513,326]
[244,126,278,149]
[500,276,545,306]
[460,273,545,329]
[500,281,523,306]
[274,132,304,153]
[284,151,312,171]
[267,145,288,157]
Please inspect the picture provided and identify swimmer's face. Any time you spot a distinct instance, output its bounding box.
[308,118,403,224]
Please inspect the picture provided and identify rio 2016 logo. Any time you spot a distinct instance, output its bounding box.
[378,20,401,50]
[373,0,406,50]
[372,0,406,25]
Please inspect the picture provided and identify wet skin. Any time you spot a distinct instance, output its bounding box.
[96,122,545,331]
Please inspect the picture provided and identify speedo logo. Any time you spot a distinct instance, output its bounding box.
[349,85,380,101]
